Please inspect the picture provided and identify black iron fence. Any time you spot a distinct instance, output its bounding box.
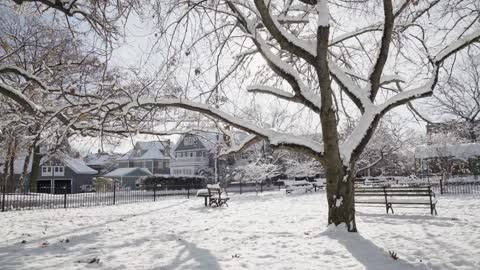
[356,176,480,195]
[1,183,201,212]
[227,181,283,194]
[430,180,480,195]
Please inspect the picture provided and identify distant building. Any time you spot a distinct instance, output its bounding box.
[414,143,480,177]
[36,156,98,194]
[84,151,120,175]
[116,141,171,174]
[103,167,153,189]
[170,132,223,176]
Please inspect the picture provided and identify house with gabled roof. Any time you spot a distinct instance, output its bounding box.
[84,151,121,175]
[115,140,171,174]
[170,132,224,176]
[1,154,98,194]
[36,156,98,194]
[103,167,153,189]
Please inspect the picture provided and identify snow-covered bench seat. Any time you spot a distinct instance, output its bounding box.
[285,180,314,194]
[355,186,438,215]
[312,179,326,191]
[197,184,229,207]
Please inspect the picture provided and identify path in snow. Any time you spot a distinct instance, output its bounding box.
[0,191,479,270]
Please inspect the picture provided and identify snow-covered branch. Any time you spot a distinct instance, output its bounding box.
[253,0,316,64]
[219,134,260,156]
[0,82,45,114]
[328,60,371,112]
[246,85,296,102]
[434,30,480,64]
[116,97,325,158]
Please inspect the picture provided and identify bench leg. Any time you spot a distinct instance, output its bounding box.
[431,204,437,215]
[386,203,394,214]
[204,197,208,207]
[220,199,229,207]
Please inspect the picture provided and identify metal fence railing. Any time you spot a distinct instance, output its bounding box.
[0,184,200,212]
[355,176,480,195]
[430,181,480,195]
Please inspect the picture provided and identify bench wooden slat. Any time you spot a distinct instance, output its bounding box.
[355,186,437,215]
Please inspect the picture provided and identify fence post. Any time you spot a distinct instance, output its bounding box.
[113,182,116,205]
[261,181,263,193]
[187,183,190,199]
[63,186,67,209]
[153,183,156,202]
[440,173,444,195]
[1,186,5,212]
[240,181,243,194]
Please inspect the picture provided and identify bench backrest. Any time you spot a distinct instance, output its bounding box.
[355,186,434,197]
[207,184,227,198]
[285,180,311,187]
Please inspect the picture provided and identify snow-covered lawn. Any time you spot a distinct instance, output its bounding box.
[1,191,479,270]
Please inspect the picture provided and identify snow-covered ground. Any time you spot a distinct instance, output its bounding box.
[1,191,479,270]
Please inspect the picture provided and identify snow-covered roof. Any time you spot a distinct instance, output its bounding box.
[415,143,480,159]
[85,153,119,166]
[64,157,98,175]
[104,167,153,177]
[173,131,237,151]
[117,141,170,161]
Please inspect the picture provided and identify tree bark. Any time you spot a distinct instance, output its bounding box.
[2,140,13,193]
[316,24,357,232]
[29,145,43,192]
[19,143,33,192]
[7,139,18,192]
[325,164,357,232]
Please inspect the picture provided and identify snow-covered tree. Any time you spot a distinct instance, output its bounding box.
[2,0,480,232]
[426,49,480,142]
[283,154,323,179]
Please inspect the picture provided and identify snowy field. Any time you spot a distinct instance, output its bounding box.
[0,191,479,270]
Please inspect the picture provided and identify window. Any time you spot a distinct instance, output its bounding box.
[190,152,194,157]
[182,168,193,175]
[53,166,64,176]
[184,136,196,145]
[118,162,129,168]
[202,152,206,157]
[41,166,53,176]
[133,161,143,168]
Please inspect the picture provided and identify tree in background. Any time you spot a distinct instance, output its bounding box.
[1,0,480,232]
[427,49,480,142]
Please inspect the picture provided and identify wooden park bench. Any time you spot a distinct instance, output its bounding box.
[312,179,326,192]
[196,184,229,207]
[355,185,438,215]
[285,180,314,194]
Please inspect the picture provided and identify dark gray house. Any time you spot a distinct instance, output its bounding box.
[36,156,98,194]
[103,167,153,189]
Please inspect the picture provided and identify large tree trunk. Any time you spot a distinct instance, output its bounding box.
[325,164,357,232]
[316,24,357,232]
[2,140,13,193]
[19,143,33,192]
[7,139,18,192]
[29,145,43,192]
